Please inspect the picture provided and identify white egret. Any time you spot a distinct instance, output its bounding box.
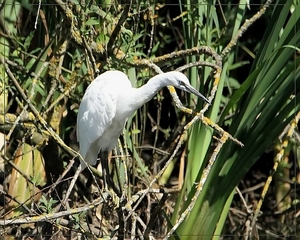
[76,70,209,191]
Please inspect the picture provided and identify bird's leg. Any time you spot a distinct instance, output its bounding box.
[100,151,121,197]
[100,150,109,189]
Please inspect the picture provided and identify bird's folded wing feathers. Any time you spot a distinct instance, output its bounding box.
[77,80,118,160]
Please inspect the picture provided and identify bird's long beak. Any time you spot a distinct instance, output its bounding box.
[186,85,211,104]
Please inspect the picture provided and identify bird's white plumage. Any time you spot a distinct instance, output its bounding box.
[77,71,133,167]
[77,70,209,169]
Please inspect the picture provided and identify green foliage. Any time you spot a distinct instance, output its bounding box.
[39,196,58,213]
[173,0,300,239]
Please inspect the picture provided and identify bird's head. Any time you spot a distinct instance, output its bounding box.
[165,71,211,104]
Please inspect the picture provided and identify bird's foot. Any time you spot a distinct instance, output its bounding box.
[103,186,120,209]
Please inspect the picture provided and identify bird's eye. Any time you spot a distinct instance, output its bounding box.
[179,80,185,86]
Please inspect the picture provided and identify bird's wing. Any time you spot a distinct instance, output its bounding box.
[77,79,118,164]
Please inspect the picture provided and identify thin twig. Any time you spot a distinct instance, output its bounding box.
[0,55,78,158]
[107,2,132,54]
[0,195,109,226]
[221,0,273,57]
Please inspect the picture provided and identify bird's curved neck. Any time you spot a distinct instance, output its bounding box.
[133,75,167,108]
